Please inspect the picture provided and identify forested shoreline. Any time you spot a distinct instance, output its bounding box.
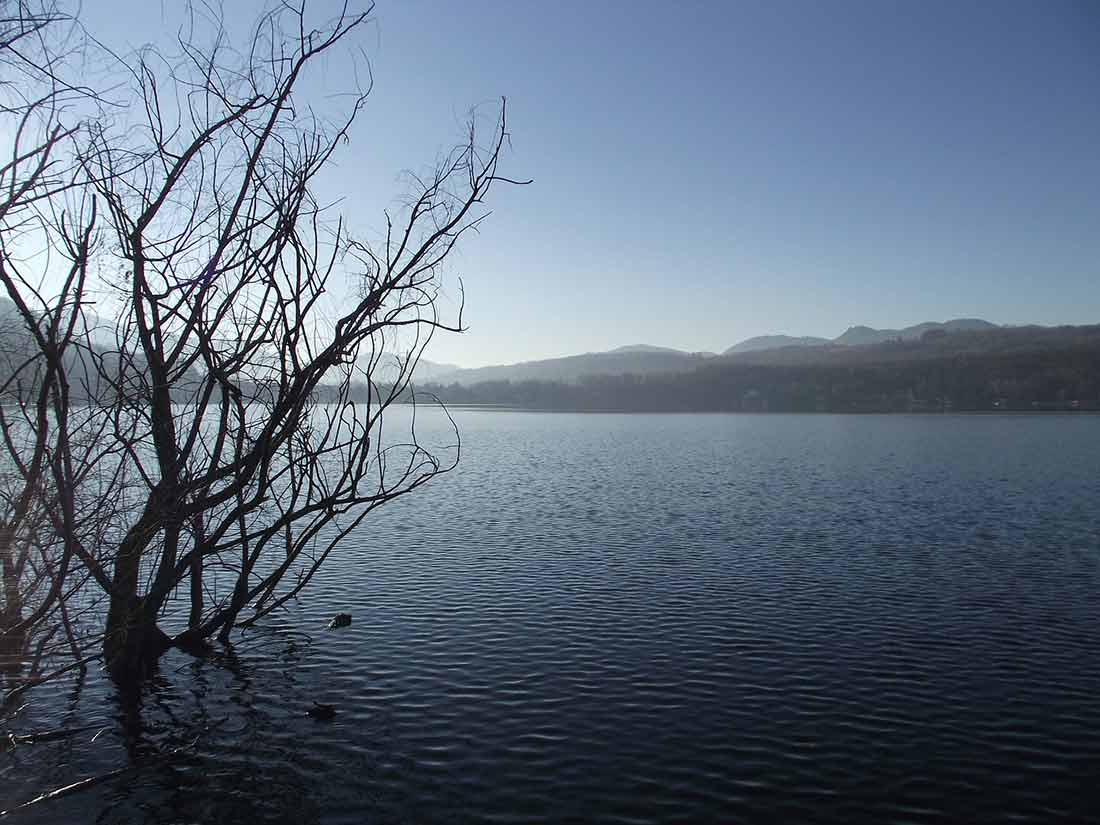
[394,339,1100,413]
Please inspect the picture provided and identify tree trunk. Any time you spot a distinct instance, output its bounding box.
[1,557,21,629]
[1,526,22,630]
[103,595,173,684]
[189,513,204,629]
[216,578,250,643]
[103,523,172,684]
[0,622,26,682]
[189,553,203,629]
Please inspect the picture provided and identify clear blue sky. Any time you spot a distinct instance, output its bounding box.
[88,1,1100,366]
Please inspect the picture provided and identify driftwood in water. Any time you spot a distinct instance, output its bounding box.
[4,723,104,750]
[0,719,225,817]
[0,764,131,817]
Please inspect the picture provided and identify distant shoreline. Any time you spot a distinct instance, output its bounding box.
[396,402,1100,416]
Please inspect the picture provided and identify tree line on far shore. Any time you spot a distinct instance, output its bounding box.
[361,335,1100,413]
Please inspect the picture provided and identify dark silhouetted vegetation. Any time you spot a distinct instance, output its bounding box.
[0,0,521,689]
[404,326,1100,413]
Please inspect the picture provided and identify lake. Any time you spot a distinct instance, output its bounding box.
[4,411,1100,823]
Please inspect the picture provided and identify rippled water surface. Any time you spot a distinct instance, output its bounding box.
[4,412,1100,823]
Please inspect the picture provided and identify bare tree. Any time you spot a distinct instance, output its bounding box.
[0,0,525,687]
[0,0,104,685]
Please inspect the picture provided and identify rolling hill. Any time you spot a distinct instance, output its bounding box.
[424,348,712,386]
[420,320,1007,385]
[724,335,831,355]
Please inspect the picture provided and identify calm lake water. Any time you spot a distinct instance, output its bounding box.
[4,412,1100,823]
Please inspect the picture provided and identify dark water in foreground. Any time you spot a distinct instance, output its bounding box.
[4,412,1100,823]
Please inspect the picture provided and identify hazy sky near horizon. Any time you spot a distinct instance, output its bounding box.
[86,0,1099,367]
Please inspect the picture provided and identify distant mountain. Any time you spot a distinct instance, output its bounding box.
[832,318,998,347]
[406,323,1100,413]
[724,335,830,355]
[830,325,881,347]
[413,358,462,381]
[0,296,211,403]
[724,318,999,355]
[363,354,461,384]
[607,344,718,357]
[424,347,711,386]
[722,323,1100,368]
[420,322,1011,386]
[322,317,1100,391]
[610,344,682,355]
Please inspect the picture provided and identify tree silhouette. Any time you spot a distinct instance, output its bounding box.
[0,0,525,685]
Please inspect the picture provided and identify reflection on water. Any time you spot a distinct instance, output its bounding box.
[4,412,1100,823]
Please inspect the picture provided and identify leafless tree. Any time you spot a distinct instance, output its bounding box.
[0,0,525,687]
[0,0,104,688]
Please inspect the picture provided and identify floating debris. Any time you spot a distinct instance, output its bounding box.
[306,703,336,721]
[327,613,352,629]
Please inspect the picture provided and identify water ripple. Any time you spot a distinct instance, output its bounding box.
[4,412,1100,823]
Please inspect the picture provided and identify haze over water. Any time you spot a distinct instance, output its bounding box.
[9,410,1100,823]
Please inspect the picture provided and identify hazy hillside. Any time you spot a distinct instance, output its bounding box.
[0,298,212,403]
[426,348,711,386]
[423,319,1006,385]
[725,335,831,355]
[720,323,1100,367]
[608,344,717,357]
[831,318,998,347]
[723,318,999,353]
[607,344,677,355]
[411,358,461,380]
[348,353,460,384]
[408,323,1100,413]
